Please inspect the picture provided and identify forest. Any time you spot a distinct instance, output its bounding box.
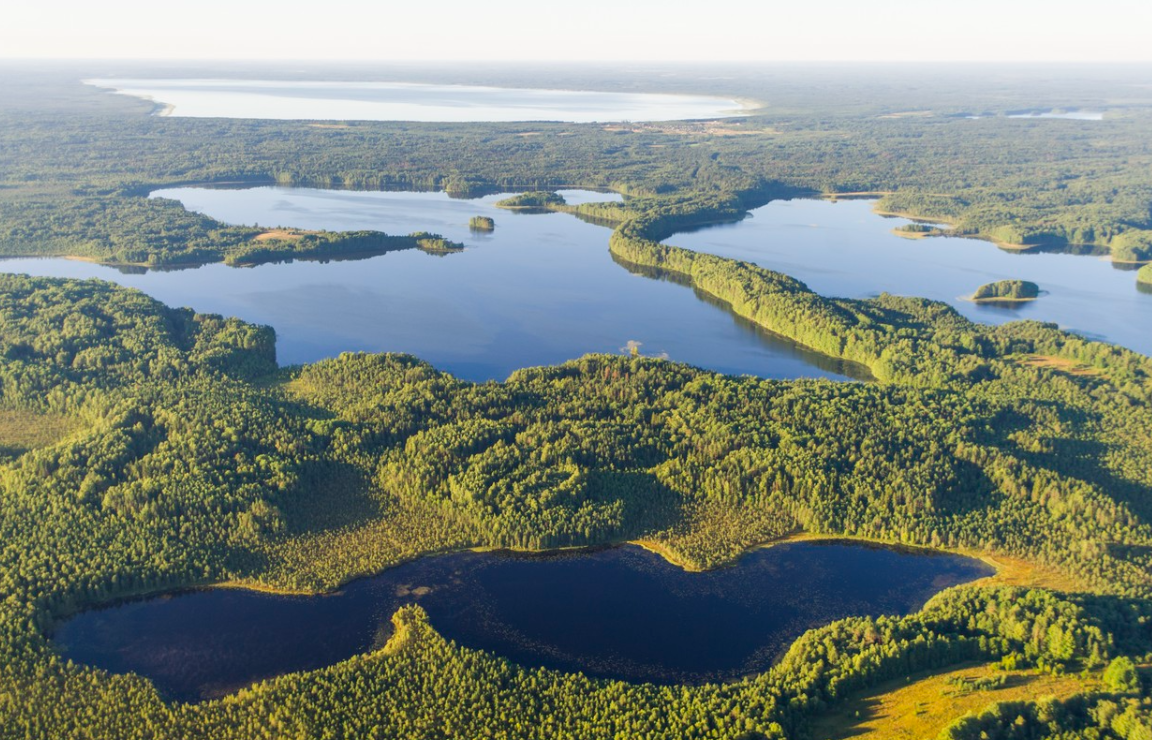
[1,64,1152,738]
[970,280,1041,302]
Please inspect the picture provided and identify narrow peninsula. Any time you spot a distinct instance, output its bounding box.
[495,191,567,209]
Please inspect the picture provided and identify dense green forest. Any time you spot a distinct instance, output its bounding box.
[3,261,1152,737]
[4,239,1152,736]
[2,65,1152,738]
[971,280,1041,302]
[495,191,568,209]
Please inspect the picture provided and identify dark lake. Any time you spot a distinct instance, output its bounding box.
[0,188,863,382]
[54,541,992,703]
[668,198,1152,356]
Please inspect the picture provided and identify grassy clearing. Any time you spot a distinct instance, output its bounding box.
[253,229,318,242]
[1017,354,1103,378]
[810,662,1097,740]
[0,409,80,459]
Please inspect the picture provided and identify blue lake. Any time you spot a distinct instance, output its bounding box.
[54,541,991,702]
[6,189,1146,386]
[668,198,1151,356]
[0,188,861,382]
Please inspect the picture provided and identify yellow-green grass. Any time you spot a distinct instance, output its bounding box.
[748,532,1091,593]
[0,409,80,459]
[810,662,1098,740]
[1015,354,1103,378]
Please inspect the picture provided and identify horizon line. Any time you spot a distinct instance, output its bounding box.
[5,58,1152,66]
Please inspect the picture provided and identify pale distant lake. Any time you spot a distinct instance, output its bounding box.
[1008,110,1104,120]
[84,79,749,123]
[965,110,1105,121]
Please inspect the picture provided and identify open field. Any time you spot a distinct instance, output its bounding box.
[811,662,1098,740]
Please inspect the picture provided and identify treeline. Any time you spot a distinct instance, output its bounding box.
[496,191,567,209]
[224,230,463,266]
[939,693,1152,740]
[971,280,1040,301]
[0,196,261,265]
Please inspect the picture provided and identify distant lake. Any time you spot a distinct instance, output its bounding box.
[83,79,748,122]
[54,542,991,702]
[1008,110,1104,120]
[667,198,1152,356]
[964,110,1104,121]
[0,188,861,382]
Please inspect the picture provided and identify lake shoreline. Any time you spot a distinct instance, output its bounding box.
[54,537,994,702]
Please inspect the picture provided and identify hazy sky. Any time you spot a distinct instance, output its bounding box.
[4,0,1152,63]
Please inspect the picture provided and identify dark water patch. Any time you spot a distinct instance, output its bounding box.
[55,542,992,703]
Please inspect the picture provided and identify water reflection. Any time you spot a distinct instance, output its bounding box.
[55,542,992,702]
[0,188,859,382]
[666,198,1152,356]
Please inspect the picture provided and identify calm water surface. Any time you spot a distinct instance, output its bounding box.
[1008,110,1104,120]
[0,188,861,382]
[84,79,748,122]
[667,198,1151,355]
[55,542,992,702]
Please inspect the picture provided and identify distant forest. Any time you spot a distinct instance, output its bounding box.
[2,66,1152,270]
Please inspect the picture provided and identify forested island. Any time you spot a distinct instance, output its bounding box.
[970,280,1040,302]
[1139,264,1152,285]
[469,215,495,231]
[892,222,940,239]
[495,191,567,209]
[2,64,1152,739]
[226,229,464,266]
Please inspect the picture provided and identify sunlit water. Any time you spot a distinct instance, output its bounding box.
[83,79,748,122]
[667,198,1151,355]
[0,188,861,382]
[54,542,991,702]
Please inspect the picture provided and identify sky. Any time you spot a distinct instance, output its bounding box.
[4,0,1152,63]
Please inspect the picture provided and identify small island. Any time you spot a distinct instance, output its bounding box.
[469,216,495,231]
[412,232,466,254]
[970,279,1041,302]
[892,223,937,239]
[495,191,567,209]
[1139,264,1152,285]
